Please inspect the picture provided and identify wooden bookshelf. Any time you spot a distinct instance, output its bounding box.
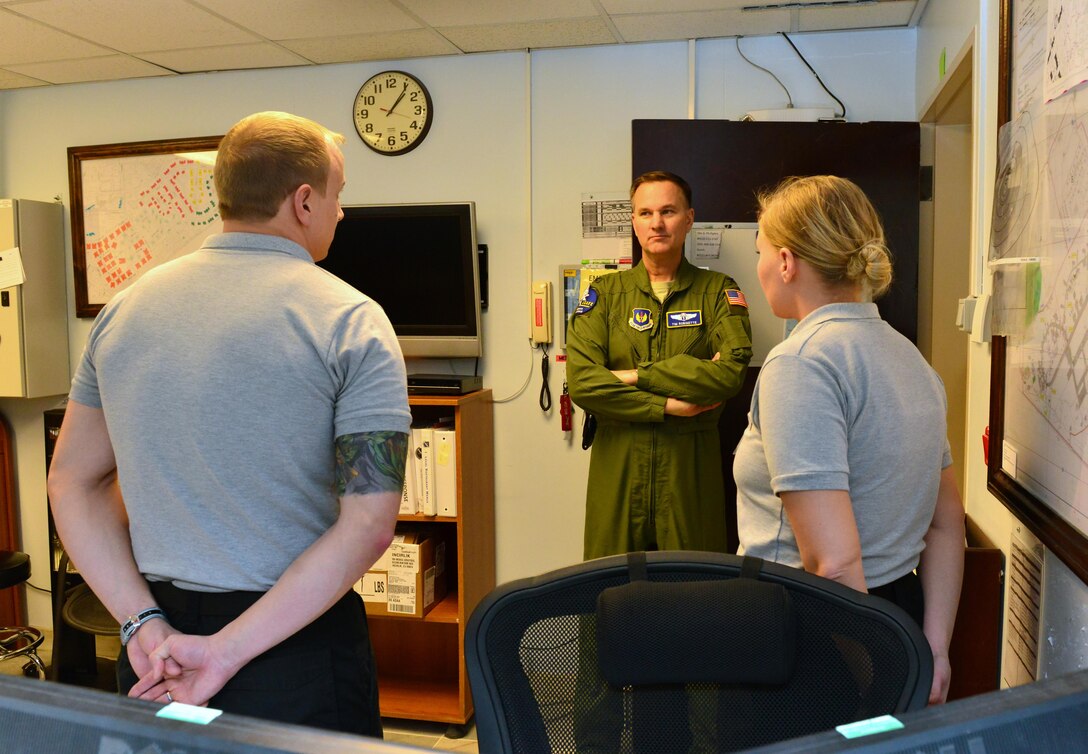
[370,389,495,729]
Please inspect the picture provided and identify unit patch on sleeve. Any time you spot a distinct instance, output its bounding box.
[725,289,748,308]
[666,310,703,328]
[574,288,598,315]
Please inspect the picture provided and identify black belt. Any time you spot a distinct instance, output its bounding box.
[149,580,266,617]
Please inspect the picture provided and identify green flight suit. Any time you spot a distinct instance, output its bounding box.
[566,257,753,560]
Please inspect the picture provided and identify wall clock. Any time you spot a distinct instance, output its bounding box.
[353,70,433,155]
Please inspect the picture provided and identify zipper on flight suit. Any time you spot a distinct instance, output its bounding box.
[647,289,674,535]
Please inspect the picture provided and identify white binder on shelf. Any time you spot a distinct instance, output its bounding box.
[409,427,426,512]
[433,428,457,517]
[399,454,417,515]
[419,427,436,515]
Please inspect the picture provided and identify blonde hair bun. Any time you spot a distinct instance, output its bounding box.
[848,241,893,298]
[756,175,894,300]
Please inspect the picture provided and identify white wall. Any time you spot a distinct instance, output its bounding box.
[697,29,917,121]
[0,30,917,628]
[915,0,982,116]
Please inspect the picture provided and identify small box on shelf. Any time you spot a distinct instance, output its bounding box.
[356,527,447,619]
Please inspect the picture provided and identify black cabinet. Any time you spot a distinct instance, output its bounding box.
[633,119,920,343]
[633,120,921,552]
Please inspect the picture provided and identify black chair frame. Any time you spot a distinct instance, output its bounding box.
[466,551,933,754]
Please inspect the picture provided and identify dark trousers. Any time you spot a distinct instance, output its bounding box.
[869,570,925,628]
[117,582,383,738]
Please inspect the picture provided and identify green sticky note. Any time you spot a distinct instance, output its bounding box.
[836,714,905,739]
[156,701,224,725]
[1025,261,1042,327]
[939,48,947,78]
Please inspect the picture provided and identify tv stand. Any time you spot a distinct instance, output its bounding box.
[406,374,483,395]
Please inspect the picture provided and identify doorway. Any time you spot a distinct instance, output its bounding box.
[919,34,974,491]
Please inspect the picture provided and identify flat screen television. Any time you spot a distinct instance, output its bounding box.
[318,202,482,358]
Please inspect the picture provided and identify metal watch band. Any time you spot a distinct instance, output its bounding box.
[119,607,166,646]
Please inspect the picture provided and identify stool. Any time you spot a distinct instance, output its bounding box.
[50,549,118,690]
[0,550,46,678]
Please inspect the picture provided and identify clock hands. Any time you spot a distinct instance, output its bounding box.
[385,85,409,118]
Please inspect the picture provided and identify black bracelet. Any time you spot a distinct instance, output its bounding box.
[120,607,167,646]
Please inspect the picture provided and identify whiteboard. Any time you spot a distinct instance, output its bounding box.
[990,0,1088,584]
[684,223,789,367]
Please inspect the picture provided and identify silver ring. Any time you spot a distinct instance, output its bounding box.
[165,691,174,703]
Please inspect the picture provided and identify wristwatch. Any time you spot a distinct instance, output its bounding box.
[120,607,167,646]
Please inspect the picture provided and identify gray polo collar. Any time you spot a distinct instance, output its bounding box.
[202,232,313,263]
[792,302,880,337]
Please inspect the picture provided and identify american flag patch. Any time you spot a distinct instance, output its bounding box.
[725,289,748,308]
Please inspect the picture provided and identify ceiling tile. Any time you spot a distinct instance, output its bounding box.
[798,1,916,32]
[440,18,616,53]
[138,42,311,73]
[0,67,50,89]
[12,0,259,52]
[4,54,174,84]
[602,0,748,12]
[400,0,599,26]
[0,8,113,64]
[0,0,925,88]
[194,0,419,39]
[613,9,792,42]
[280,29,459,65]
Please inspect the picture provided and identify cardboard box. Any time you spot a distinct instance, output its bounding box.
[355,528,447,618]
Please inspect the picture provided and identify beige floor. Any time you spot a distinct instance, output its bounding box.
[1,626,478,752]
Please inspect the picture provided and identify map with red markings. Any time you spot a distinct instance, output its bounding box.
[81,150,221,304]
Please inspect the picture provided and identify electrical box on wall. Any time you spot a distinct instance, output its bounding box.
[0,199,70,398]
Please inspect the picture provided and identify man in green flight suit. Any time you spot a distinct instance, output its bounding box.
[567,170,753,560]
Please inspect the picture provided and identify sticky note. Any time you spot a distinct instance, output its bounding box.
[156,701,224,725]
[835,714,904,739]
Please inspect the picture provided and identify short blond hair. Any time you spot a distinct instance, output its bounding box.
[215,112,345,222]
[630,171,693,209]
[757,175,893,300]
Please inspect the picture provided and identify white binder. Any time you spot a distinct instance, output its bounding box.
[433,429,457,517]
[419,427,436,515]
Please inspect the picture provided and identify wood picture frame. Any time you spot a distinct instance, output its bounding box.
[67,135,223,318]
[987,0,1088,586]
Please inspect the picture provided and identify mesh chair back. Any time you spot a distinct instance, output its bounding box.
[466,551,932,753]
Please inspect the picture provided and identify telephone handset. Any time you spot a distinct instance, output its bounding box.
[530,280,552,344]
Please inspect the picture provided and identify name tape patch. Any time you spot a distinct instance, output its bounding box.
[666,310,703,328]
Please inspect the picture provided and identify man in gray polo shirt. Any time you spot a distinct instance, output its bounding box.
[47,111,410,736]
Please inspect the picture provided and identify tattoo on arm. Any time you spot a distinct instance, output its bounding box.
[334,431,409,497]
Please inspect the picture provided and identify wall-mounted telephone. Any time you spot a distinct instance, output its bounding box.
[530,280,552,344]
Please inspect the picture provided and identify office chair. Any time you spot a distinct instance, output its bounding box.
[0,551,46,678]
[49,549,118,689]
[465,551,932,753]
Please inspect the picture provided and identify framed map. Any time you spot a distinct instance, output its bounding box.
[989,0,1088,586]
[68,135,223,317]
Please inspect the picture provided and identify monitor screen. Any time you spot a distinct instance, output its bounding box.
[318,202,482,358]
[746,667,1088,752]
[0,675,418,753]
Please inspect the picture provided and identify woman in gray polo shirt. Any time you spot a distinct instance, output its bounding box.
[734,175,965,706]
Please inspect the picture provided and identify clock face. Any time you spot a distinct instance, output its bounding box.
[353,71,433,155]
